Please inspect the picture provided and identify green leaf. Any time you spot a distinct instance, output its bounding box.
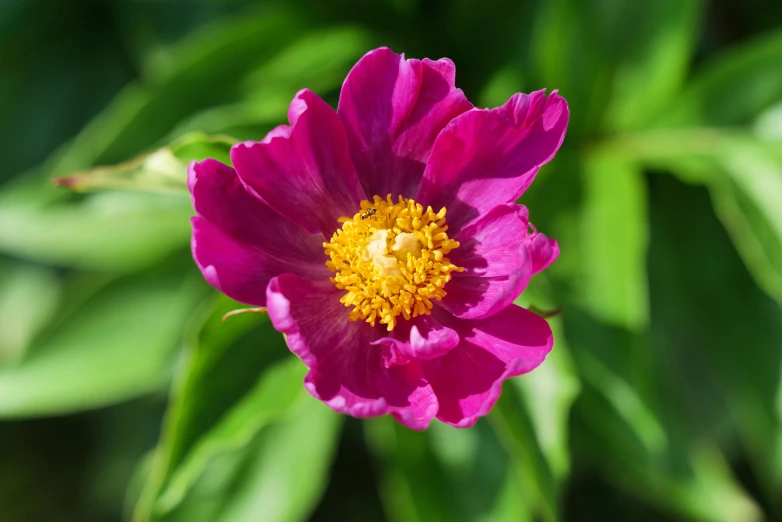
[565,178,766,522]
[477,67,525,109]
[170,26,373,139]
[0,269,206,418]
[208,400,342,522]
[0,130,237,271]
[70,5,307,172]
[154,358,307,514]
[709,140,782,302]
[575,346,668,457]
[151,398,342,522]
[53,134,236,194]
[580,151,649,330]
[489,285,580,521]
[366,417,522,522]
[529,0,610,137]
[170,133,234,166]
[0,191,193,272]
[530,0,701,135]
[755,101,782,140]
[490,388,558,522]
[648,175,782,508]
[656,29,782,127]
[136,295,315,520]
[565,316,668,477]
[0,261,60,365]
[601,441,762,522]
[16,3,307,191]
[515,285,580,483]
[0,0,136,181]
[603,0,702,131]
[238,27,372,111]
[600,128,782,304]
[489,286,580,520]
[365,417,454,522]
[485,469,533,522]
[572,358,760,522]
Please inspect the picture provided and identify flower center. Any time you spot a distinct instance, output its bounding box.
[324,195,463,331]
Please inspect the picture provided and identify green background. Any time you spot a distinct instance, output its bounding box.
[2,0,782,520]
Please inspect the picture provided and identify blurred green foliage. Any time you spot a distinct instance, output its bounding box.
[1,0,782,520]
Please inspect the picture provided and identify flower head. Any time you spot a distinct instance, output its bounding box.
[189,47,569,429]
[324,194,463,331]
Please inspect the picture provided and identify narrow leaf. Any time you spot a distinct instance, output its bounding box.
[580,151,649,330]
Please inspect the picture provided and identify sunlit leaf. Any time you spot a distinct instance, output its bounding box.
[53,134,236,194]
[491,387,558,522]
[0,269,206,418]
[150,398,342,522]
[2,132,236,271]
[0,261,60,365]
[135,295,309,520]
[213,399,342,522]
[0,191,193,271]
[154,358,307,514]
[709,140,782,302]
[580,151,649,330]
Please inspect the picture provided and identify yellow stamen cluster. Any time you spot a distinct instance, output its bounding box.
[324,195,463,331]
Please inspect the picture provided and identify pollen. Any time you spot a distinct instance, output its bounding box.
[324,195,463,331]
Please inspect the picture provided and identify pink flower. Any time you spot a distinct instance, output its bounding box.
[188,47,569,429]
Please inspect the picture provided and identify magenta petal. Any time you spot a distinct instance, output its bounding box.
[189,159,328,306]
[515,204,559,275]
[338,47,473,199]
[422,305,553,428]
[231,89,365,236]
[266,273,438,430]
[440,204,532,320]
[372,314,459,367]
[416,90,569,233]
[528,231,559,275]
